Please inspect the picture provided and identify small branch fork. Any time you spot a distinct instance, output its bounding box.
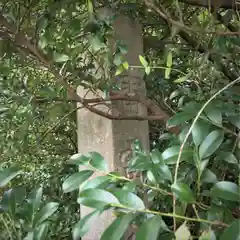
[0,14,179,134]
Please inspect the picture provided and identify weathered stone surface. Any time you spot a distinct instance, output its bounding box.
[77,9,149,240]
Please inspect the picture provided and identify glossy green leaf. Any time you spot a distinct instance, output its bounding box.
[162,146,193,164]
[204,106,222,125]
[171,182,195,203]
[33,222,49,240]
[220,220,240,240]
[72,210,101,240]
[112,190,145,210]
[211,181,240,202]
[62,170,93,193]
[87,152,108,171]
[53,52,69,62]
[167,112,195,127]
[0,167,22,187]
[139,55,148,67]
[78,189,119,208]
[199,130,224,160]
[100,213,135,240]
[80,175,110,191]
[192,120,211,146]
[136,216,167,240]
[33,202,59,226]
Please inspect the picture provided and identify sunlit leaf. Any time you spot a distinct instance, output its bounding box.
[139,55,148,67]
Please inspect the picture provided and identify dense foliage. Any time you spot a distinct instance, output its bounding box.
[0,0,239,239]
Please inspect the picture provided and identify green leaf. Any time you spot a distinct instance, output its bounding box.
[53,52,69,62]
[162,146,193,164]
[204,105,222,125]
[72,210,101,240]
[139,55,148,67]
[122,61,129,70]
[165,51,172,79]
[145,66,151,75]
[33,202,59,226]
[192,120,211,146]
[90,36,106,51]
[167,112,195,127]
[216,152,238,165]
[128,153,152,171]
[136,216,167,240]
[28,188,43,214]
[201,169,218,183]
[199,130,224,160]
[100,213,135,240]
[87,0,94,14]
[151,150,172,181]
[81,175,110,191]
[68,154,90,165]
[62,170,93,193]
[33,222,49,240]
[199,230,216,240]
[0,187,26,216]
[220,220,240,240]
[171,182,196,203]
[174,75,188,83]
[228,115,240,129]
[115,65,125,76]
[211,181,240,202]
[175,222,191,240]
[112,190,145,210]
[0,167,22,187]
[78,189,119,208]
[87,152,108,171]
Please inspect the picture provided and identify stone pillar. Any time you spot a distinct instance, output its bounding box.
[77,11,149,240]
